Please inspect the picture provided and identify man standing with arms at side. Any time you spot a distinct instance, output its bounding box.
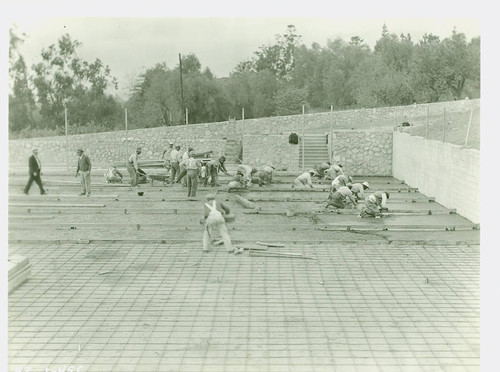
[169,145,181,184]
[75,148,92,196]
[127,147,141,187]
[23,148,46,195]
[185,151,201,197]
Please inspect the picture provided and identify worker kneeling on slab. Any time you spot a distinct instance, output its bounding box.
[325,185,357,209]
[359,191,390,217]
[228,171,248,190]
[203,194,235,253]
[292,170,315,189]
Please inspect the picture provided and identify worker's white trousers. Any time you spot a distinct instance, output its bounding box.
[203,215,232,252]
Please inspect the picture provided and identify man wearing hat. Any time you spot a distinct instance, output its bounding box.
[185,151,201,197]
[360,191,390,217]
[169,145,181,184]
[127,147,142,187]
[75,148,92,196]
[23,148,46,195]
[351,181,370,202]
[176,146,194,186]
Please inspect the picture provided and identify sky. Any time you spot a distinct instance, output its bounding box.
[6,8,481,100]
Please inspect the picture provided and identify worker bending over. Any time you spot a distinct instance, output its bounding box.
[237,164,257,187]
[228,172,247,189]
[325,185,357,209]
[104,166,123,183]
[313,162,331,178]
[292,170,315,189]
[351,181,370,202]
[203,194,234,253]
[259,165,275,185]
[324,163,344,180]
[331,175,352,191]
[360,191,390,217]
[207,156,228,187]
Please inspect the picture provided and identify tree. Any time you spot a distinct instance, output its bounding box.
[240,25,302,81]
[440,30,479,99]
[31,33,120,129]
[410,30,480,101]
[9,27,36,132]
[274,83,309,116]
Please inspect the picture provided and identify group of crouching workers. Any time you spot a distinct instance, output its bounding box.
[293,161,390,218]
[107,143,389,254]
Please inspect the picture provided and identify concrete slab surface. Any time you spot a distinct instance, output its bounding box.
[8,171,480,371]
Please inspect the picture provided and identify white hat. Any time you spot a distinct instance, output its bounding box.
[362,181,370,188]
[308,169,315,174]
[169,141,174,145]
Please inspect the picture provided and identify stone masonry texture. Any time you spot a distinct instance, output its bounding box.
[9,99,477,177]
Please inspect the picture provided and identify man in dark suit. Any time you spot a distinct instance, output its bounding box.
[23,149,46,195]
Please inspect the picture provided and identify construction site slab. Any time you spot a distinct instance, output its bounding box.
[8,242,479,372]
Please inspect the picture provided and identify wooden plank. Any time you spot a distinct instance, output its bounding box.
[9,203,106,208]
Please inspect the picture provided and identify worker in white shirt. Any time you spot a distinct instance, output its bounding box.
[313,162,331,178]
[324,164,344,180]
[292,170,315,189]
[325,185,356,209]
[169,145,181,184]
[351,181,370,202]
[161,141,174,170]
[203,194,234,253]
[237,164,257,186]
[360,191,390,217]
[184,151,201,197]
[127,147,141,187]
[228,172,247,189]
[331,175,352,191]
[259,165,275,185]
[177,146,194,186]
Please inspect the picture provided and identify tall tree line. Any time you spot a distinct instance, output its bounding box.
[9,24,480,137]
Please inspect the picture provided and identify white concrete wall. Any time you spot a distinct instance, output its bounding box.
[393,132,480,224]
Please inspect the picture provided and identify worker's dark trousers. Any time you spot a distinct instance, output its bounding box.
[170,161,179,184]
[127,163,138,186]
[186,169,199,197]
[24,174,45,194]
[210,167,219,186]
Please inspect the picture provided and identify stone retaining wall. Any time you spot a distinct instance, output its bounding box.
[331,131,393,176]
[9,100,478,177]
[242,130,392,175]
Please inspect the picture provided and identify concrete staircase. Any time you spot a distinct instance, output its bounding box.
[298,133,330,170]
